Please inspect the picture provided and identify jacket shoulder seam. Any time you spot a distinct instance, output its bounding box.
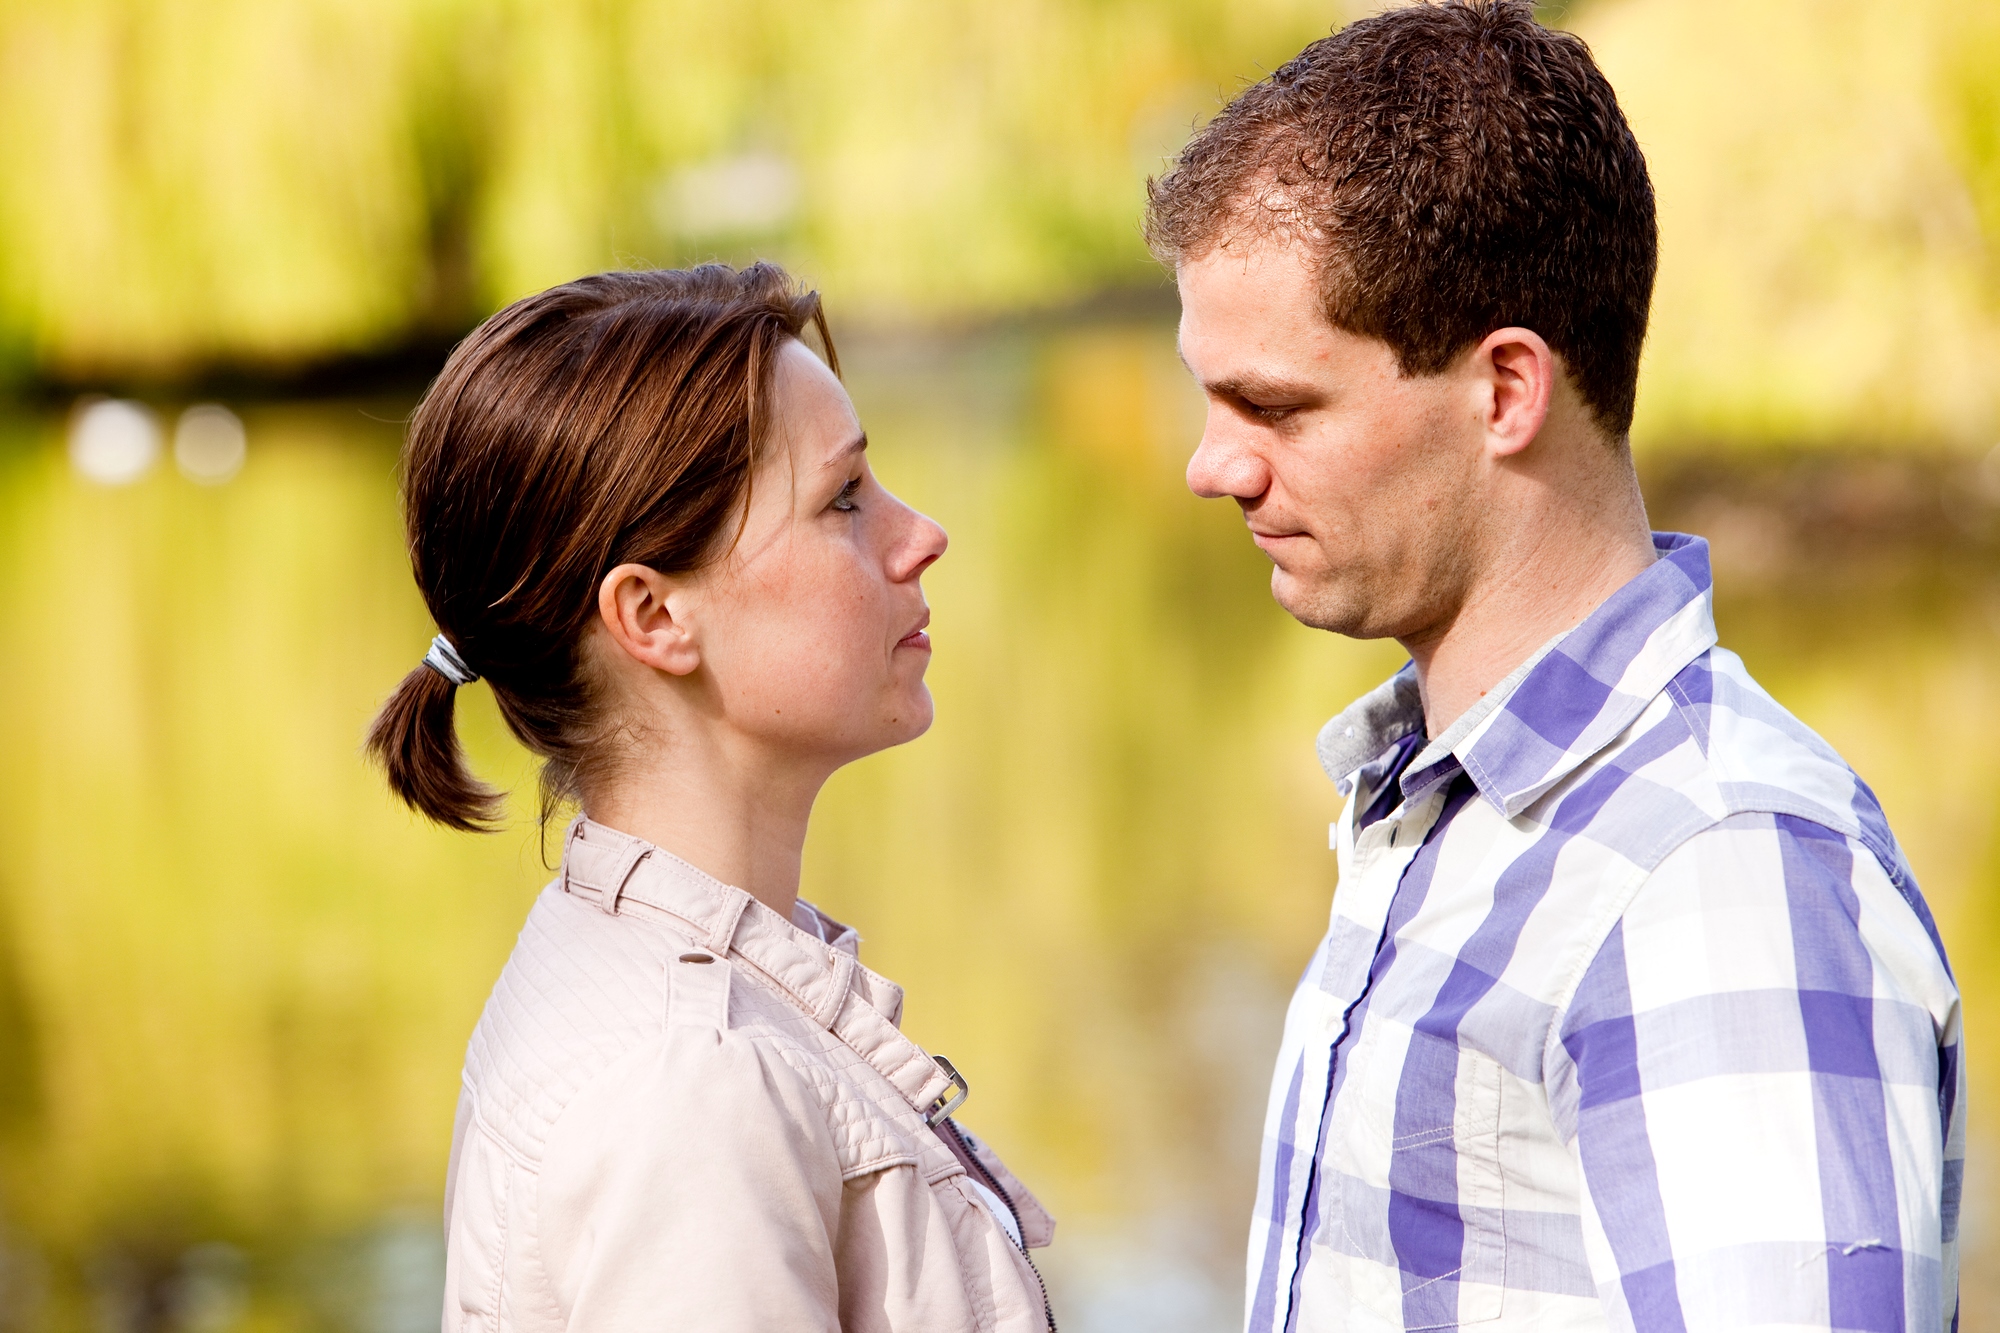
[467,1094,540,1174]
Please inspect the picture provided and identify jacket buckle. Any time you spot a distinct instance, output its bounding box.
[922,1055,970,1126]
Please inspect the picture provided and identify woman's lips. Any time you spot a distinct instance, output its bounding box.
[896,611,932,650]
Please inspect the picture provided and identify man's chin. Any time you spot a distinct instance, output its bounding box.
[1270,569,1385,639]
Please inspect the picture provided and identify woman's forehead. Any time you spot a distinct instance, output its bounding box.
[770,340,864,467]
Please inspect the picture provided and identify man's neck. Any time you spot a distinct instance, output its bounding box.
[1403,507,1658,740]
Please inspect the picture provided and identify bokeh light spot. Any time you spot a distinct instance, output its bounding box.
[174,403,247,485]
[68,399,161,486]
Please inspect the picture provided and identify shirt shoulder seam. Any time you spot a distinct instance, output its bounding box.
[1541,803,1887,1051]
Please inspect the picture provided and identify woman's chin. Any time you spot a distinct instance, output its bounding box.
[881,688,936,748]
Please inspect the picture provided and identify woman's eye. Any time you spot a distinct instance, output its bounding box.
[830,477,863,512]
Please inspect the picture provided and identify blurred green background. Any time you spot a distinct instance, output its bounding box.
[0,1,1997,1330]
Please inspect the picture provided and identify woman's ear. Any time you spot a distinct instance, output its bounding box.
[597,563,701,676]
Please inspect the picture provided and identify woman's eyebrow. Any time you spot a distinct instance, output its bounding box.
[822,431,868,467]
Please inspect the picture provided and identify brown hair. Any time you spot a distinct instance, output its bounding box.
[365,263,836,831]
[1144,0,1657,438]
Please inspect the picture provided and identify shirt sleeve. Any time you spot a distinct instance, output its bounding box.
[1553,810,1962,1333]
[537,1009,847,1331]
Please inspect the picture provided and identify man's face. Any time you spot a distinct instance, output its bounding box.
[1177,236,1487,644]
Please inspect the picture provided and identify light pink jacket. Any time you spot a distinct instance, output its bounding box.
[442,818,1056,1332]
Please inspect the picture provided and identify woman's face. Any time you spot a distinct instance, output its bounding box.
[677,338,948,769]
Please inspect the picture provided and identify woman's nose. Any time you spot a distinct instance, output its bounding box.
[892,503,948,582]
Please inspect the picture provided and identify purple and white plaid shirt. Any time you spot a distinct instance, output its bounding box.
[1248,533,1963,1333]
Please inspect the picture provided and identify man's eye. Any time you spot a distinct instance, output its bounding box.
[831,477,863,512]
[1247,402,1297,423]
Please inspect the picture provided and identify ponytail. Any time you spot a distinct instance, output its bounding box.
[364,662,503,832]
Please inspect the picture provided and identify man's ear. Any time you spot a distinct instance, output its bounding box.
[1475,327,1555,460]
[597,563,701,677]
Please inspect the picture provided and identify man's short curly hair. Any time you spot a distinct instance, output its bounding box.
[1145,0,1657,439]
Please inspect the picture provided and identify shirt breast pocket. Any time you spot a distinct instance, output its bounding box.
[1326,1020,1506,1329]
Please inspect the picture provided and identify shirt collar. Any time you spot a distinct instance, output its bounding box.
[1317,532,1720,819]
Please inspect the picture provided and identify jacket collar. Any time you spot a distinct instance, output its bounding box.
[558,817,962,1121]
[1318,533,1719,820]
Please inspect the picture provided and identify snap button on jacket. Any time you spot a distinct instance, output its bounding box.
[442,818,1056,1332]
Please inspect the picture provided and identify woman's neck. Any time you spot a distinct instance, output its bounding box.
[584,730,828,922]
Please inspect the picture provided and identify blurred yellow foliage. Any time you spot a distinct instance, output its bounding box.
[0,0,1336,375]
[1583,0,2000,449]
[0,0,1995,445]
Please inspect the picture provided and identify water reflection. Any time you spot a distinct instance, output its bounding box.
[0,320,1994,1330]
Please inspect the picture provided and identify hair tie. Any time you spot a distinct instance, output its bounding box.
[422,633,479,687]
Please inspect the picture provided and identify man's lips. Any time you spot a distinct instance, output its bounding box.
[896,610,932,650]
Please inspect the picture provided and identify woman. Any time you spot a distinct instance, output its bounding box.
[366,264,1055,1332]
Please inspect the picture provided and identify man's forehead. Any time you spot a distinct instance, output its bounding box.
[1179,246,1329,342]
[1178,297,1345,391]
[1177,290,1395,404]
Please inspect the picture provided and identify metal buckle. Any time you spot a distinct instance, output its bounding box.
[922,1054,970,1126]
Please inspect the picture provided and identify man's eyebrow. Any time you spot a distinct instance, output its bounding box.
[821,431,868,467]
[1204,371,1320,403]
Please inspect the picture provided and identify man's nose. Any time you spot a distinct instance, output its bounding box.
[1186,419,1267,501]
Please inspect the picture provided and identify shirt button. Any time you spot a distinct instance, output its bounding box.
[678,952,716,964]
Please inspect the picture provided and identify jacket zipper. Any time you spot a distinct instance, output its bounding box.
[939,1117,1057,1332]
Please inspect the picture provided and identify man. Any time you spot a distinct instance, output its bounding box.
[1145,4,1963,1331]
